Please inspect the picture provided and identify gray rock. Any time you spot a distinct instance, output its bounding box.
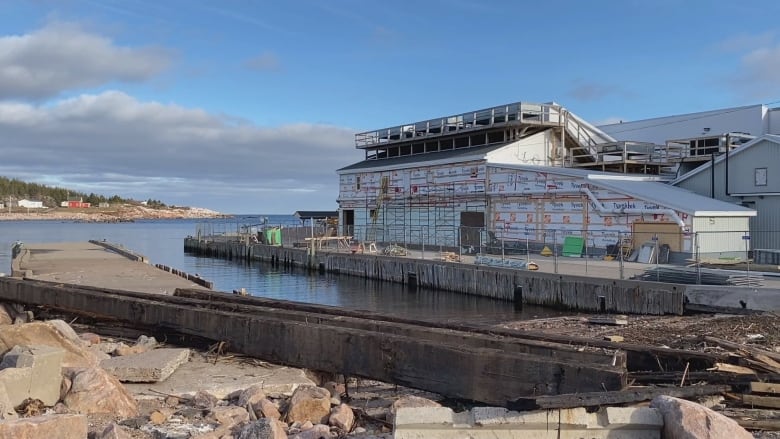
[0,345,65,406]
[237,418,288,439]
[191,390,219,409]
[651,395,753,439]
[100,348,190,382]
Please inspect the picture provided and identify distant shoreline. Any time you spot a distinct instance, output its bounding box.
[0,205,228,222]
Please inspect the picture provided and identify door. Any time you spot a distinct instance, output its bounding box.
[460,211,485,249]
[342,210,354,237]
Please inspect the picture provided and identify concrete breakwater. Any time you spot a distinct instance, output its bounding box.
[184,238,684,315]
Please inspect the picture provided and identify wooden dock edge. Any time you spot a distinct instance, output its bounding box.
[184,238,685,315]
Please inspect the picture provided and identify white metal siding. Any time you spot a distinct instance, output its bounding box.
[745,196,780,250]
[727,140,780,195]
[692,216,750,255]
[769,108,780,135]
[486,131,557,166]
[600,105,766,144]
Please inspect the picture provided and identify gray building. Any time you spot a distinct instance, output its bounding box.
[673,135,780,250]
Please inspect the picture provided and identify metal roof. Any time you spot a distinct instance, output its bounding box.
[293,211,338,220]
[337,143,508,173]
[671,134,780,185]
[591,178,755,217]
[488,163,755,217]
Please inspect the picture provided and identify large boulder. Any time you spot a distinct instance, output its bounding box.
[63,366,139,418]
[651,395,753,439]
[285,385,330,425]
[0,414,87,439]
[0,321,99,368]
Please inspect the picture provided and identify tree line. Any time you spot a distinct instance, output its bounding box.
[0,176,166,208]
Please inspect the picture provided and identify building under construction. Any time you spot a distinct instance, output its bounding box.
[336,102,756,260]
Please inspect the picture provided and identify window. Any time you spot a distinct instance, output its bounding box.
[356,176,361,190]
[755,168,768,186]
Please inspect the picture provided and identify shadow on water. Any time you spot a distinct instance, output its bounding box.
[188,256,567,325]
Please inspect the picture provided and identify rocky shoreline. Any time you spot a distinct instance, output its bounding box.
[0,205,228,222]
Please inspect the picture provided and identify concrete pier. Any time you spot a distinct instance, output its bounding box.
[13,241,206,294]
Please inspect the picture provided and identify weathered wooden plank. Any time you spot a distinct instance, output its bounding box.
[0,277,626,406]
[743,394,780,409]
[631,371,778,385]
[173,289,625,367]
[508,384,731,411]
[704,337,780,363]
[734,419,780,431]
[750,382,780,395]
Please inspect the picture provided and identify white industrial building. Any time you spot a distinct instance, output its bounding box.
[18,199,44,209]
[598,103,780,251]
[337,102,756,260]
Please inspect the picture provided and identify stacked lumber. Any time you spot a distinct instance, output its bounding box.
[633,266,764,286]
[440,251,460,262]
[699,336,780,431]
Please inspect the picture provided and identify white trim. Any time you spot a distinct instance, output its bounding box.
[694,210,757,217]
[337,153,488,174]
[730,192,780,197]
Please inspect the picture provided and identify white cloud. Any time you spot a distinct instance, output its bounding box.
[720,33,780,100]
[718,32,776,53]
[0,91,362,212]
[0,22,171,100]
[734,43,780,98]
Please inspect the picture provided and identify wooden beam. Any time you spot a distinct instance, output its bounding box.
[735,419,780,431]
[508,384,730,411]
[742,394,780,409]
[0,278,626,406]
[750,382,780,395]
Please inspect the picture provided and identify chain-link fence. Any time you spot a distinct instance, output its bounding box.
[194,220,776,286]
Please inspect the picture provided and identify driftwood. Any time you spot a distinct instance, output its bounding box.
[507,384,730,411]
[587,315,628,326]
[742,394,780,409]
[703,336,780,374]
[715,407,780,431]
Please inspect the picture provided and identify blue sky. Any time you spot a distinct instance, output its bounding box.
[1,0,779,213]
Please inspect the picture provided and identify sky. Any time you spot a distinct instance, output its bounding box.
[1,1,780,214]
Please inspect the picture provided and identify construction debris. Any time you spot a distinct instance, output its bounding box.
[633,266,765,286]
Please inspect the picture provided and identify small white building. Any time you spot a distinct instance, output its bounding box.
[18,199,44,209]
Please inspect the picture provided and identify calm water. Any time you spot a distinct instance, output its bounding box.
[0,216,561,322]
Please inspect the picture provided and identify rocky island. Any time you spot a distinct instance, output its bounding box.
[0,204,228,222]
